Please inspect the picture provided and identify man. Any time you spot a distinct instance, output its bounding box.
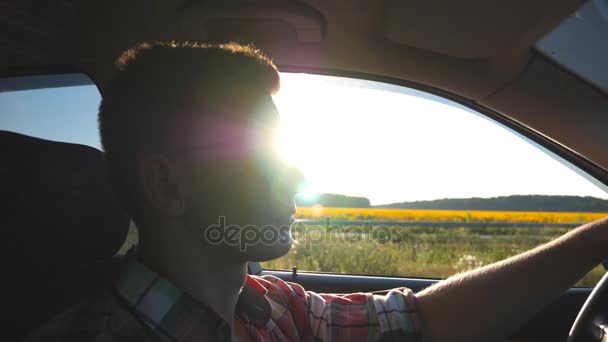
[29,41,608,341]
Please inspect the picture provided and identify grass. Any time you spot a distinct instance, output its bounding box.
[261,208,608,287]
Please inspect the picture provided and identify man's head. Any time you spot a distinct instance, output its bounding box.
[100,42,300,261]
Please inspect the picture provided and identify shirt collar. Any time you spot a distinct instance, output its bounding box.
[113,258,271,340]
[236,275,271,326]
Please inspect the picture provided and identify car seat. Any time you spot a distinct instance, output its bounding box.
[0,131,130,340]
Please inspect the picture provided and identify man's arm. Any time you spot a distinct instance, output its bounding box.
[416,217,608,341]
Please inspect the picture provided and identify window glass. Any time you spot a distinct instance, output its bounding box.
[262,73,608,287]
[0,73,101,148]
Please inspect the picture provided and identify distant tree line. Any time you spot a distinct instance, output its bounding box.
[295,193,371,208]
[374,195,608,212]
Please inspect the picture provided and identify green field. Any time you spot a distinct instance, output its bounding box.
[261,223,605,287]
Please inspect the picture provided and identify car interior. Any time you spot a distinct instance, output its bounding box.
[2,0,608,341]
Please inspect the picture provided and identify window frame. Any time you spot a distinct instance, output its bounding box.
[254,65,608,279]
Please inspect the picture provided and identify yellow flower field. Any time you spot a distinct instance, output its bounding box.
[261,207,608,286]
[295,207,608,224]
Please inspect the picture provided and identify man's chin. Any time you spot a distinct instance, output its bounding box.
[237,230,293,262]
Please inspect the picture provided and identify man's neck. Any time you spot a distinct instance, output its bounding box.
[138,224,248,324]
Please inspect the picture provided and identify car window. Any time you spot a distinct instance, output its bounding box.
[0,73,101,148]
[261,73,608,287]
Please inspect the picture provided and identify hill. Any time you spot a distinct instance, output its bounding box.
[374,195,608,212]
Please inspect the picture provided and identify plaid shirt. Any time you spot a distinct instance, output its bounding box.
[27,259,423,341]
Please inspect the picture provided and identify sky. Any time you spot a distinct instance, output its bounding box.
[1,72,607,205]
[0,85,102,149]
[272,73,608,205]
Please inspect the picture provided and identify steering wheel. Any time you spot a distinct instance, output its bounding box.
[568,271,608,341]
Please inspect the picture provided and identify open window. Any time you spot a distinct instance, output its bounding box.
[261,72,608,287]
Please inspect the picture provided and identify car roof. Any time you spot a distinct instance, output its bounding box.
[2,0,607,172]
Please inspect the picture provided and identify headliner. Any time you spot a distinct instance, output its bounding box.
[1,0,607,174]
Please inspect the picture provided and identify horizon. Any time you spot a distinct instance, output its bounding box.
[297,193,608,207]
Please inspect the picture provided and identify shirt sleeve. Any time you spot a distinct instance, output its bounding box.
[259,275,423,341]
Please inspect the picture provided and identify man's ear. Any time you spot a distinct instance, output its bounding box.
[138,154,187,217]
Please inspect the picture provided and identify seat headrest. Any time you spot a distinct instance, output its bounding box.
[0,131,130,272]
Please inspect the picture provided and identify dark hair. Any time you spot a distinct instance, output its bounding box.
[99,41,280,224]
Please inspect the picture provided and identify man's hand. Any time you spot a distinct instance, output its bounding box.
[416,217,608,341]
